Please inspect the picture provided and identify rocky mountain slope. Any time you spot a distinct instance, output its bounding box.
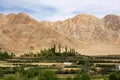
[0,12,120,56]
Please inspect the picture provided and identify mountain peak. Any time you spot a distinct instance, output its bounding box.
[74,14,97,18]
[103,14,120,31]
[70,14,99,27]
[6,12,37,24]
[103,14,119,20]
[18,12,29,16]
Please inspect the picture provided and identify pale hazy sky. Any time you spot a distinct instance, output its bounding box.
[0,0,120,21]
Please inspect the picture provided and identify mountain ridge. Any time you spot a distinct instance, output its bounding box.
[0,12,120,56]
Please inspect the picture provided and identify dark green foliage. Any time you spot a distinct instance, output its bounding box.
[78,59,88,65]
[81,68,88,73]
[39,46,56,57]
[25,69,34,78]
[32,45,77,58]
[24,68,39,78]
[74,73,90,80]
[53,45,56,53]
[81,73,90,80]
[109,72,120,80]
[0,68,3,77]
[0,50,14,59]
[39,70,59,80]
[4,76,18,80]
[74,73,82,80]
[2,51,10,58]
[91,66,97,72]
[100,68,112,75]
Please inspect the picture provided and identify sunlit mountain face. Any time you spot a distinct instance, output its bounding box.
[0,13,120,56]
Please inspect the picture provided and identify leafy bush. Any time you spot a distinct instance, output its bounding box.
[39,70,59,80]
[81,73,90,80]
[4,76,18,80]
[74,73,91,80]
[109,72,120,80]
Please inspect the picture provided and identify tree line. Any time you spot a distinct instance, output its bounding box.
[21,45,78,58]
[0,48,15,60]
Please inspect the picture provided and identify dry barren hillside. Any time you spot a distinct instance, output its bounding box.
[0,12,120,56]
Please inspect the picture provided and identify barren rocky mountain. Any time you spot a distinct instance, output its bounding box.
[0,12,120,56]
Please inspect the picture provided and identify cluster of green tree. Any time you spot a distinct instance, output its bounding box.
[0,49,15,59]
[3,68,57,80]
[1,65,119,80]
[21,45,77,58]
[36,45,77,57]
[4,76,18,80]
[39,70,59,80]
[2,68,91,80]
[0,67,16,75]
[109,72,120,80]
[73,73,91,80]
[99,68,114,75]
[62,71,120,80]
[77,58,90,65]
